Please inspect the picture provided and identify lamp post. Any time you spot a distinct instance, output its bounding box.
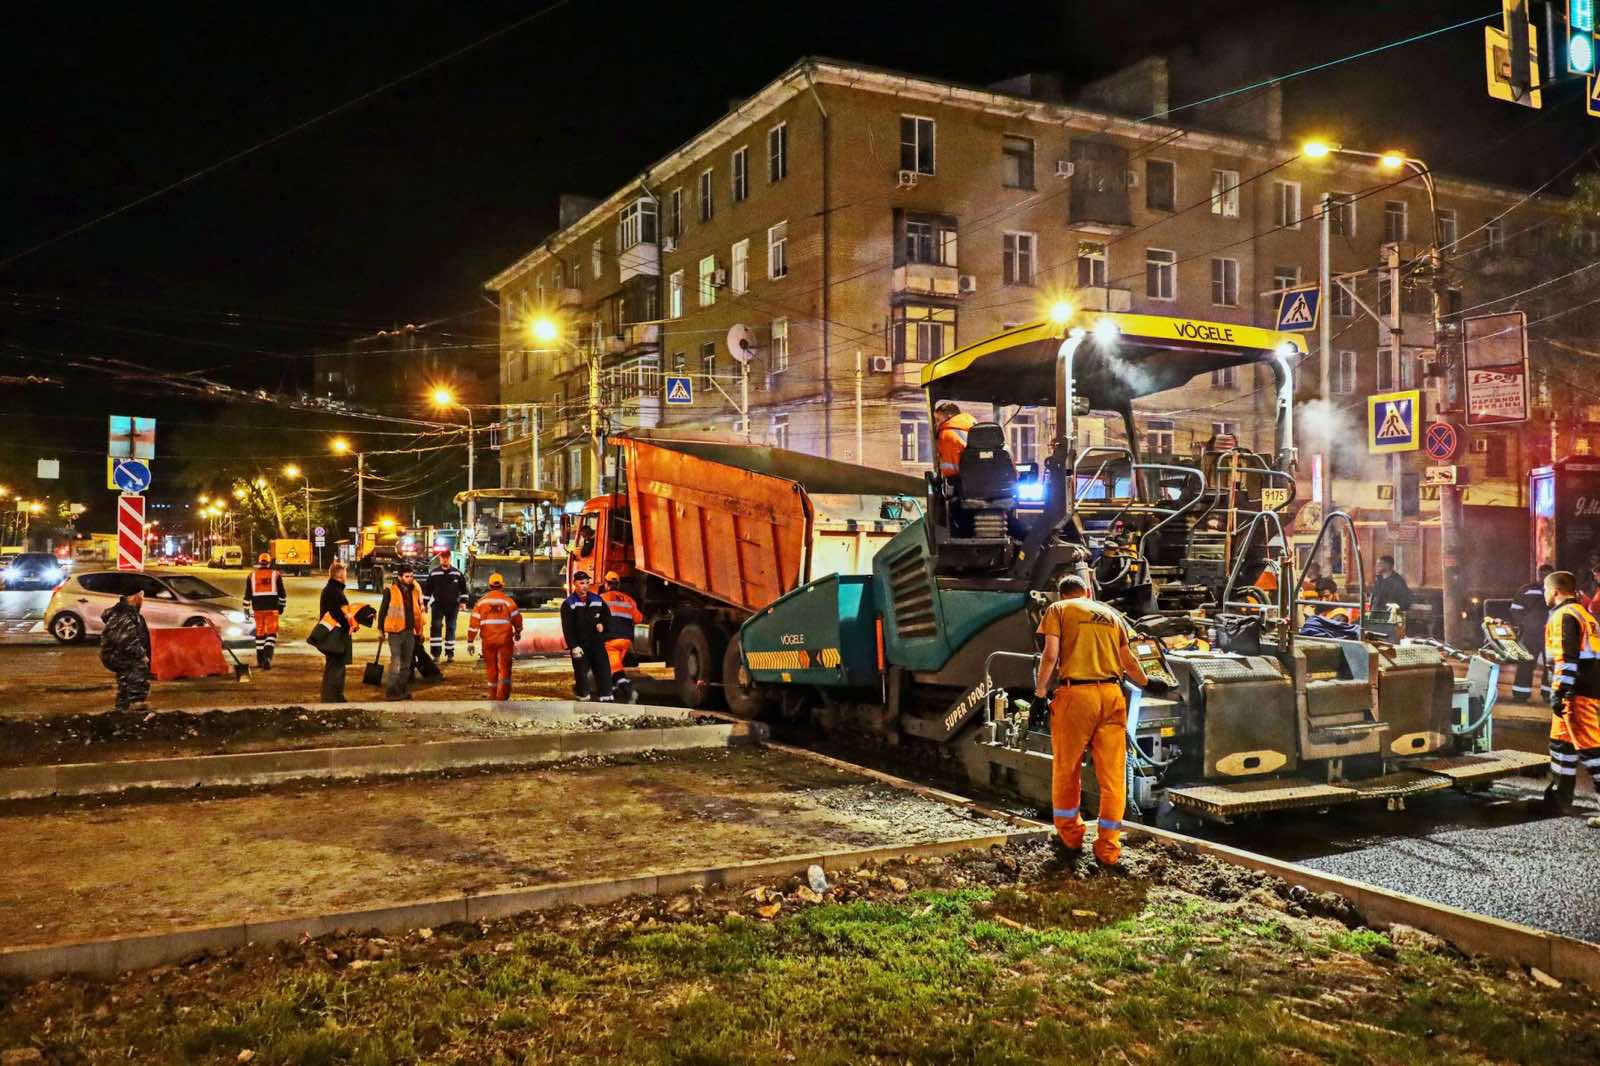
[526,314,605,498]
[332,437,363,546]
[430,388,476,532]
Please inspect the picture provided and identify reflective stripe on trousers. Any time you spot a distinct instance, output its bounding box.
[1049,681,1129,864]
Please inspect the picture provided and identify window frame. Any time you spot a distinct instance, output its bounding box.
[698,168,714,223]
[1328,191,1356,237]
[1335,350,1357,394]
[1211,168,1240,218]
[1209,256,1239,307]
[731,146,749,203]
[697,254,717,307]
[591,239,603,280]
[767,122,788,183]
[771,317,789,374]
[767,220,789,279]
[1007,412,1038,465]
[1077,241,1107,288]
[1145,247,1177,301]
[700,341,716,392]
[668,269,685,319]
[1384,200,1408,243]
[668,188,683,239]
[771,413,791,450]
[617,198,657,251]
[1331,279,1355,319]
[899,114,936,176]
[1274,180,1302,230]
[1210,365,1237,390]
[1001,134,1035,190]
[899,410,931,465]
[730,238,750,294]
[1002,231,1036,287]
[1145,159,1177,212]
[892,303,957,364]
[1438,207,1458,248]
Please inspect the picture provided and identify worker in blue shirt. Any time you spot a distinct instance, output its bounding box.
[560,571,613,701]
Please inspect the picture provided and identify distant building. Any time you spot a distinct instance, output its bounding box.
[313,323,497,415]
[486,55,1586,584]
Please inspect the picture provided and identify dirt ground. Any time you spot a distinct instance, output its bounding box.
[0,705,709,768]
[3,837,1596,1065]
[0,747,997,949]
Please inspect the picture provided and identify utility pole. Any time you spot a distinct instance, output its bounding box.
[1318,192,1333,558]
[356,452,365,541]
[855,349,864,463]
[531,406,541,490]
[1387,242,1405,576]
[741,358,752,443]
[589,353,602,497]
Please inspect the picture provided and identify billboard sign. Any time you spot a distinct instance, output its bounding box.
[1463,311,1529,426]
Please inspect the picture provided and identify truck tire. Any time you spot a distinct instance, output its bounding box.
[673,623,726,710]
[722,633,766,719]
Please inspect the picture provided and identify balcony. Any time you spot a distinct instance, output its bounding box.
[1074,286,1132,313]
[557,287,582,308]
[892,262,960,298]
[617,240,660,283]
[602,357,662,430]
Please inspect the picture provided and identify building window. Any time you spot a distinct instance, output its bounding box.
[1077,241,1107,288]
[1377,351,1394,391]
[1336,351,1356,394]
[700,342,716,391]
[698,255,717,307]
[893,303,956,363]
[618,199,657,250]
[1384,200,1408,243]
[671,351,686,375]
[1399,351,1416,389]
[1271,265,1300,295]
[1211,366,1237,389]
[900,115,935,175]
[1145,248,1176,300]
[566,447,583,490]
[731,239,750,294]
[668,270,684,319]
[768,122,787,183]
[731,146,749,203]
[591,240,603,279]
[1274,181,1301,230]
[771,317,789,373]
[1002,135,1034,189]
[1146,160,1176,212]
[535,275,546,308]
[1008,413,1038,465]
[1144,418,1175,456]
[767,220,789,278]
[1485,434,1509,478]
[1211,169,1240,218]
[1002,232,1035,286]
[899,410,931,464]
[1438,207,1457,248]
[1211,420,1239,440]
[772,413,790,450]
[699,168,714,222]
[1328,191,1355,236]
[905,216,957,266]
[667,189,683,239]
[1486,219,1504,251]
[1210,257,1239,306]
[1331,280,1354,318]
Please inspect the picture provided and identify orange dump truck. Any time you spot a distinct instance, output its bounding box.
[565,432,922,710]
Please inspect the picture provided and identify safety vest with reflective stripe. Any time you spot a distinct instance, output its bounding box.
[1545,599,1600,697]
[247,568,285,613]
[936,413,976,477]
[468,589,524,644]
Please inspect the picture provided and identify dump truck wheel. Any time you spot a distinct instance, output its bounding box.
[673,623,726,710]
[722,634,766,719]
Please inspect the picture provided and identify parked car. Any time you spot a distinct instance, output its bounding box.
[1,552,67,591]
[45,570,253,646]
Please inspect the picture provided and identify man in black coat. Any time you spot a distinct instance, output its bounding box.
[560,571,612,701]
[423,551,470,662]
[1509,564,1555,702]
[100,590,152,713]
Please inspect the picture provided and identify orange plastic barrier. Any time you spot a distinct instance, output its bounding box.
[516,615,568,658]
[149,626,231,681]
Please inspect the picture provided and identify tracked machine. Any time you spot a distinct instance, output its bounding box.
[738,312,1544,824]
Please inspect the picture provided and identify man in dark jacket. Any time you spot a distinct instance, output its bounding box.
[560,571,612,700]
[100,591,152,713]
[423,551,470,662]
[1509,564,1555,702]
[1369,555,1414,619]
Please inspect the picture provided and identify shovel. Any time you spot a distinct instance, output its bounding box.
[207,620,252,682]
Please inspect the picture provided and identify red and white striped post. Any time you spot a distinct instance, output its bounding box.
[117,494,146,572]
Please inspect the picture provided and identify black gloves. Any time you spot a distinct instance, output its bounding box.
[1551,691,1568,718]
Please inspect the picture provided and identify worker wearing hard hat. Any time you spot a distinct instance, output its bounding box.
[1542,570,1600,815]
[243,552,287,669]
[1251,535,1286,597]
[1032,573,1150,865]
[599,571,643,703]
[466,573,523,701]
[934,401,976,479]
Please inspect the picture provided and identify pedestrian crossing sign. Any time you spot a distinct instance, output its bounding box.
[1275,285,1320,331]
[664,375,693,406]
[1368,388,1421,454]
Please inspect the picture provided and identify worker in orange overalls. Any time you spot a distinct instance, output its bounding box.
[244,552,287,669]
[934,401,976,479]
[1541,570,1600,815]
[466,572,523,701]
[1032,573,1150,865]
[599,570,643,703]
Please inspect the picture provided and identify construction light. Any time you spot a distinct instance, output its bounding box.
[379,516,397,530]
[528,316,560,344]
[27,502,42,515]
[1048,300,1074,325]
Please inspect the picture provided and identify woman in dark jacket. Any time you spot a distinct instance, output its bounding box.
[317,561,372,702]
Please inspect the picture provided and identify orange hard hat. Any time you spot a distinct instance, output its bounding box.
[604,570,620,583]
[257,553,271,565]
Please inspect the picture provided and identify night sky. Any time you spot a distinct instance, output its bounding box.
[3,0,1596,519]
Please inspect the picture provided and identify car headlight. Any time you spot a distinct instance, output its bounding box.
[226,626,243,637]
[224,610,247,623]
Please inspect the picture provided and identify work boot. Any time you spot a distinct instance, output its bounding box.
[1542,775,1576,813]
[446,651,455,663]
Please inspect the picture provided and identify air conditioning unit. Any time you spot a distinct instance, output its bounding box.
[870,355,894,373]
[1125,169,1140,189]
[1055,159,1075,178]
[713,268,728,287]
[662,236,678,252]
[958,274,978,294]
[1471,437,1489,453]
[896,169,919,188]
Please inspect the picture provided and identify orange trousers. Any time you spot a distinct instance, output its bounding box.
[1049,682,1129,864]
[481,639,514,701]
[605,638,630,679]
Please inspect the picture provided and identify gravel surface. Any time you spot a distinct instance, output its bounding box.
[1203,781,1600,943]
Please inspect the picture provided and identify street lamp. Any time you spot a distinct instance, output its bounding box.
[283,463,312,547]
[526,315,609,495]
[429,386,477,532]
[331,437,364,540]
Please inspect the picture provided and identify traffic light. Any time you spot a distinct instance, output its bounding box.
[1570,0,1597,75]
[1487,0,1542,107]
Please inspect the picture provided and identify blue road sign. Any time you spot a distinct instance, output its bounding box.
[665,375,694,405]
[1368,389,1421,454]
[1275,285,1321,331]
[111,458,152,493]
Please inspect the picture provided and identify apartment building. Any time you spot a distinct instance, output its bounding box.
[486,56,1568,521]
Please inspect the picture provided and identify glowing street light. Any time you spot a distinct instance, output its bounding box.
[282,464,311,541]
[197,494,211,505]
[430,386,456,408]
[429,385,477,528]
[282,463,302,479]
[1300,140,1335,159]
[527,316,560,344]
[1378,151,1407,172]
[331,437,351,455]
[1048,300,1074,325]
[232,487,247,500]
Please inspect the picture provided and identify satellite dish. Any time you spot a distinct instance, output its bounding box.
[726,323,757,363]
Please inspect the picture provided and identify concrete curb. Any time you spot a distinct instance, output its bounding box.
[0,830,1043,980]
[0,721,766,800]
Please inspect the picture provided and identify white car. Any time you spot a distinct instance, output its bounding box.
[45,569,253,646]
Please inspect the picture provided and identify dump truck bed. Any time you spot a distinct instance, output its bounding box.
[619,433,921,617]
